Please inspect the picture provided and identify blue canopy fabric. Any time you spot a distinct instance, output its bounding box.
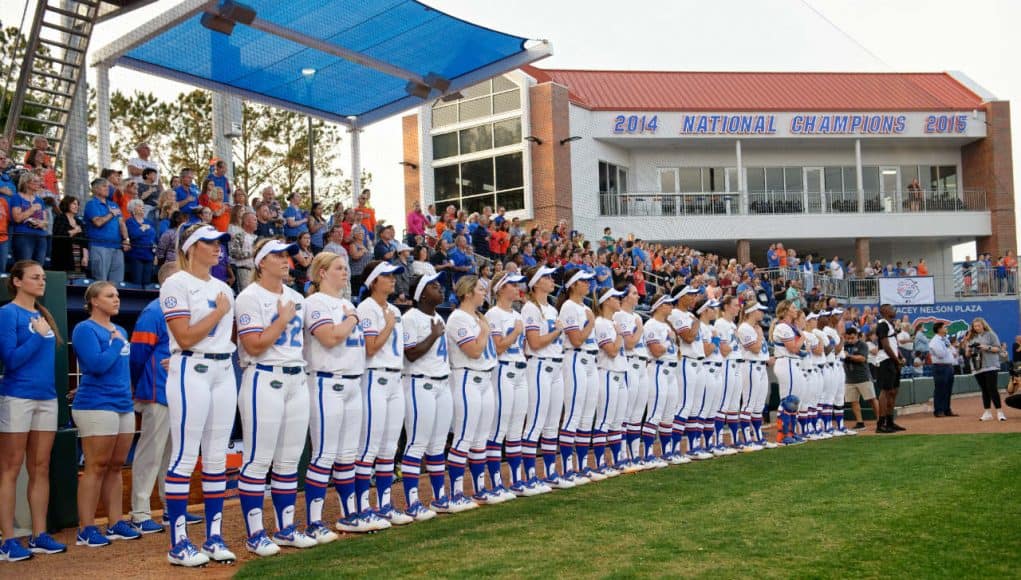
[113,0,546,125]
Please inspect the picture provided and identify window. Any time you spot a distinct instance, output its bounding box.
[785,167,803,193]
[430,75,521,129]
[432,154,525,213]
[842,167,858,193]
[900,165,919,191]
[765,168,784,193]
[600,161,629,194]
[493,118,521,148]
[495,153,523,191]
[659,168,676,193]
[746,168,765,193]
[460,158,494,196]
[434,165,460,202]
[936,165,957,192]
[862,166,880,195]
[459,125,493,155]
[679,168,701,192]
[432,132,459,160]
[824,167,843,193]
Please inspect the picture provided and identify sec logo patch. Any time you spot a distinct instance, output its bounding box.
[163,296,177,309]
[311,311,321,320]
[239,314,252,326]
[457,328,468,338]
[361,319,372,328]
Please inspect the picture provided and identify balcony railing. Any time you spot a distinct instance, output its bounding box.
[758,267,1018,301]
[599,190,987,217]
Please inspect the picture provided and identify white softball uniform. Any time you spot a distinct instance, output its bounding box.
[594,316,627,441]
[303,292,364,519]
[699,321,725,426]
[773,322,805,407]
[714,318,742,418]
[614,310,648,460]
[160,271,237,544]
[486,305,528,475]
[559,299,598,463]
[737,322,769,424]
[823,326,845,407]
[672,308,703,428]
[521,300,564,477]
[236,283,310,535]
[446,309,497,495]
[643,318,676,437]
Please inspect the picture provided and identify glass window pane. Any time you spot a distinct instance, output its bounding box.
[493,90,521,114]
[607,163,617,194]
[431,104,457,127]
[824,167,843,193]
[746,168,765,192]
[461,81,492,100]
[459,97,492,122]
[862,166,880,194]
[785,167,803,193]
[493,118,521,148]
[709,168,727,192]
[938,165,957,192]
[618,168,629,193]
[432,132,458,160]
[725,167,738,191]
[495,152,523,191]
[496,188,525,211]
[459,125,493,155]
[492,75,517,92]
[462,193,493,215]
[679,168,701,192]
[460,158,495,196]
[659,169,676,193]
[842,167,858,192]
[598,161,609,194]
[918,165,934,190]
[765,167,784,193]
[434,165,460,202]
[900,165,919,191]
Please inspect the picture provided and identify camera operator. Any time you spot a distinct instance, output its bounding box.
[964,318,1006,421]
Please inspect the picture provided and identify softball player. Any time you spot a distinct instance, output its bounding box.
[816,311,836,434]
[642,293,678,468]
[236,239,316,555]
[612,284,648,472]
[401,273,457,516]
[485,272,530,497]
[712,296,742,454]
[770,300,805,445]
[0,261,65,561]
[446,276,499,507]
[671,286,703,462]
[695,299,722,458]
[520,266,565,492]
[593,287,627,476]
[804,312,827,439]
[825,309,853,435]
[558,270,598,483]
[737,303,770,451]
[302,252,365,539]
[73,282,140,548]
[356,260,408,525]
[160,224,236,567]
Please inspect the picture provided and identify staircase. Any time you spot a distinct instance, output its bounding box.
[3,0,100,162]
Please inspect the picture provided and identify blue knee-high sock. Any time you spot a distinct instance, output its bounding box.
[685,422,700,451]
[751,416,764,441]
[558,432,575,473]
[166,471,192,546]
[658,428,673,457]
[575,430,591,472]
[374,460,395,509]
[521,442,538,480]
[591,430,606,468]
[714,418,726,446]
[354,461,373,513]
[302,465,329,526]
[540,437,558,478]
[400,455,421,507]
[200,471,226,539]
[447,448,468,496]
[270,472,298,531]
[835,407,845,429]
[727,417,741,444]
[642,426,658,460]
[740,417,752,442]
[425,454,446,500]
[485,441,503,487]
[671,416,685,453]
[821,406,832,430]
[468,451,487,495]
[625,428,639,456]
[332,462,357,518]
[608,431,622,466]
[505,440,523,484]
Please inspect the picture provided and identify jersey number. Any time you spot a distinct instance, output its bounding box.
[436,335,448,359]
[483,336,497,360]
[271,315,303,348]
[547,320,563,346]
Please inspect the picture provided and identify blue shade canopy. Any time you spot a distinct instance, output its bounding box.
[96,0,551,126]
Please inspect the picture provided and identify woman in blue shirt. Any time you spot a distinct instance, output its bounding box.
[125,199,157,286]
[0,261,66,561]
[71,281,140,548]
[10,173,50,264]
[282,192,309,241]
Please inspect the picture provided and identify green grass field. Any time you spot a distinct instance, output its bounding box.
[238,435,1021,579]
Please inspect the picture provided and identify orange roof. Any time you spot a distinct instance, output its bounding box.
[521,66,986,112]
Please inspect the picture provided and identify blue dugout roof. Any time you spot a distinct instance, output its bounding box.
[93,0,551,126]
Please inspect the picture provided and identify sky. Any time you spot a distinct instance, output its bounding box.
[3,0,1018,258]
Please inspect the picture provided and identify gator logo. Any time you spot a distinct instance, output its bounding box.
[195,364,209,373]
[424,383,433,390]
[473,375,483,383]
[911,316,969,340]
[270,380,283,389]
[332,383,343,392]
[896,278,922,302]
[378,377,388,385]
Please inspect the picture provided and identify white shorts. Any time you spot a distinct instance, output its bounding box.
[0,396,58,433]
[72,409,134,437]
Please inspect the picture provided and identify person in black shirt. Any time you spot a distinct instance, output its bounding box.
[843,327,879,430]
[254,202,280,238]
[430,238,453,303]
[875,304,906,433]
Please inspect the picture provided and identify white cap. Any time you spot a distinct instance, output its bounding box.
[396,241,413,253]
[597,288,625,305]
[364,261,404,289]
[651,294,677,311]
[528,266,557,289]
[696,299,719,315]
[674,285,700,300]
[744,303,768,314]
[832,307,844,315]
[806,312,819,321]
[181,225,230,254]
[492,273,525,296]
[413,272,443,302]
[818,310,831,317]
[564,270,594,290]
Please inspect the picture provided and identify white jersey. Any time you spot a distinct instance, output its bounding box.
[772,322,799,358]
[702,321,723,362]
[594,316,627,372]
[613,310,646,358]
[357,297,404,370]
[643,318,677,362]
[485,305,526,363]
[558,299,597,352]
[236,283,306,368]
[714,318,741,360]
[446,309,496,371]
[823,326,842,362]
[303,292,364,374]
[737,322,767,361]
[808,329,826,366]
[522,301,563,359]
[403,308,449,377]
[670,309,701,358]
[160,271,236,354]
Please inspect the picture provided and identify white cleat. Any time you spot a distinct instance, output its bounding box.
[272,526,318,549]
[305,523,339,544]
[377,505,414,525]
[168,539,210,567]
[201,536,237,562]
[604,467,621,478]
[587,470,608,482]
[335,515,374,533]
[245,531,281,557]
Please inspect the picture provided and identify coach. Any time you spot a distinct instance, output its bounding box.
[928,322,957,417]
[874,304,906,433]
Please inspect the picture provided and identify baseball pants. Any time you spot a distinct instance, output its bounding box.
[305,373,362,523]
[402,374,453,506]
[644,362,674,459]
[624,356,650,461]
[489,362,528,487]
[594,369,627,467]
[355,369,404,513]
[523,357,564,481]
[561,351,597,473]
[449,368,495,497]
[740,361,769,443]
[718,360,742,446]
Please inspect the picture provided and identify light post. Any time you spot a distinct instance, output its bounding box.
[302,67,316,205]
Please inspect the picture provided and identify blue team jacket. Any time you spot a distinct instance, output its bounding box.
[130,299,170,406]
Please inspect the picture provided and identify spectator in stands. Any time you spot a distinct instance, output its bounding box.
[228,210,258,291]
[137,168,160,213]
[308,202,326,254]
[125,200,156,287]
[291,231,314,292]
[114,179,138,218]
[393,243,414,305]
[197,178,216,208]
[411,244,435,278]
[127,142,159,186]
[489,219,510,261]
[258,186,281,219]
[207,187,229,232]
[784,279,803,310]
[208,160,231,200]
[1003,251,1017,293]
[356,190,376,242]
[22,136,58,196]
[905,261,917,276]
[829,255,844,280]
[897,322,913,370]
[347,226,372,293]
[0,161,9,273]
[232,187,251,214]
[406,200,426,246]
[12,173,50,265]
[174,168,200,213]
[155,211,187,267]
[373,224,398,262]
[49,195,86,275]
[254,202,280,238]
[283,192,309,241]
[929,322,957,417]
[448,234,475,286]
[321,224,350,267]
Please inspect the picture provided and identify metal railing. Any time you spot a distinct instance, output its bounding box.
[760,267,1019,301]
[600,190,987,217]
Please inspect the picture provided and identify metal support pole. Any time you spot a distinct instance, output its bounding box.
[96,64,111,169]
[855,139,864,213]
[308,115,315,205]
[349,123,361,207]
[735,139,744,214]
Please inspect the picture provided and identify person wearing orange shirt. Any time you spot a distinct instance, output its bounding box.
[356,190,376,241]
[23,136,59,196]
[488,222,510,260]
[207,188,230,232]
[916,258,929,276]
[776,243,788,268]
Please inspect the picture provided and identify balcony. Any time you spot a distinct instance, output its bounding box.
[598,190,986,217]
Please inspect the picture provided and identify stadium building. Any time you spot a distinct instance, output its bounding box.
[402,67,1015,279]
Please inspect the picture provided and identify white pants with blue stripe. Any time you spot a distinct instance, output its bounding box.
[489,362,528,445]
[403,375,453,459]
[740,361,769,416]
[595,369,627,434]
[677,359,703,420]
[165,354,236,489]
[561,351,597,435]
[775,357,805,407]
[307,374,362,484]
[720,360,742,415]
[450,368,495,458]
[829,364,846,406]
[357,369,405,469]
[523,358,564,444]
[644,362,673,429]
[701,363,725,421]
[625,357,649,428]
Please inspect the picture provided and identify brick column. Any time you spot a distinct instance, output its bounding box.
[528,83,573,229]
[855,237,870,271]
[963,101,1016,256]
[736,239,750,265]
[401,114,421,214]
